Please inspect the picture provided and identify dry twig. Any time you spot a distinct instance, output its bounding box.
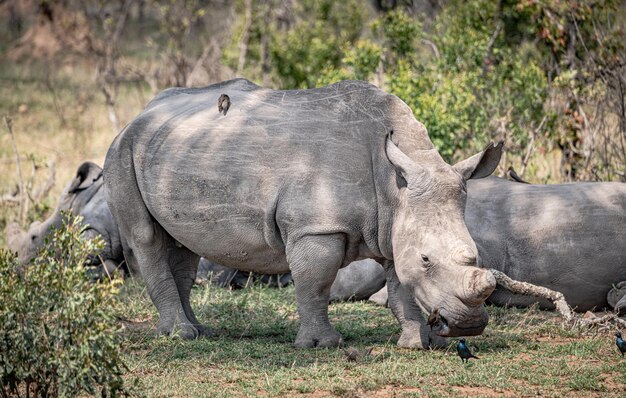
[5,116,27,224]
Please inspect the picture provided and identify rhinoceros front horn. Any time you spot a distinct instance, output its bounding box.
[461,268,496,306]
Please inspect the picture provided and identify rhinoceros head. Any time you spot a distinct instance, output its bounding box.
[6,161,103,264]
[387,137,502,337]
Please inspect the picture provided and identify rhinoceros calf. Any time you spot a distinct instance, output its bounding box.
[339,177,626,312]
[6,162,125,276]
[104,78,501,348]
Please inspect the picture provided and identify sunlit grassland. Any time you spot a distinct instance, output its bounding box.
[118,281,626,397]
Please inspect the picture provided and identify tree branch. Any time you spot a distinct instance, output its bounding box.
[489,268,574,322]
[5,116,27,224]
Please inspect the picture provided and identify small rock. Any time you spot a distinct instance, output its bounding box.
[582,311,597,319]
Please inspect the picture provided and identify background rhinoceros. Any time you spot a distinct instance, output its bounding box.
[467,176,626,312]
[196,257,292,288]
[104,78,501,347]
[6,162,126,276]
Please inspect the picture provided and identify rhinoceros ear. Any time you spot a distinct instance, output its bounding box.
[68,162,103,194]
[453,141,503,180]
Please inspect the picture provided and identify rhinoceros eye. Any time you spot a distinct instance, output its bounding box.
[421,254,429,263]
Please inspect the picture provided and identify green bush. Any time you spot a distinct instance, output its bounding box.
[0,215,130,397]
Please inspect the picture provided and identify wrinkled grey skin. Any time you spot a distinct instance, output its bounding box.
[467,177,626,312]
[339,177,626,312]
[6,162,125,275]
[196,257,292,288]
[329,259,385,302]
[104,78,501,348]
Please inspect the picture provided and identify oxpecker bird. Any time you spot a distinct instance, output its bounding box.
[616,332,626,357]
[218,94,230,116]
[457,338,479,363]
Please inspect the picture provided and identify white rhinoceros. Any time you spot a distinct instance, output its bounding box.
[467,176,626,312]
[6,162,125,276]
[103,78,501,348]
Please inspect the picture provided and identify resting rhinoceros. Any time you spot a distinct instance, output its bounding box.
[196,257,292,288]
[467,176,626,312]
[336,176,626,312]
[104,78,502,348]
[6,162,126,276]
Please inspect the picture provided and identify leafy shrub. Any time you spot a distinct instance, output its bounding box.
[0,215,130,397]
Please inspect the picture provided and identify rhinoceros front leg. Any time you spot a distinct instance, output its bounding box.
[383,262,448,349]
[287,234,345,348]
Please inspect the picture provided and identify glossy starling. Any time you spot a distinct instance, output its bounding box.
[457,338,479,363]
[616,332,626,357]
[218,94,230,116]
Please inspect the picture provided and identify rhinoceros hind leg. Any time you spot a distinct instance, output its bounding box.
[287,234,345,348]
[168,245,212,337]
[108,204,199,337]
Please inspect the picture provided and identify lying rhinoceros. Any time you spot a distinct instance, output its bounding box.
[104,78,502,348]
[196,257,292,288]
[6,161,126,276]
[334,176,626,312]
[467,176,626,312]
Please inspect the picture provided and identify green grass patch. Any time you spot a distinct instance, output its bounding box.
[115,281,626,397]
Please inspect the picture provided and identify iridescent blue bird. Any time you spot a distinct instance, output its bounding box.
[616,332,626,357]
[457,338,479,363]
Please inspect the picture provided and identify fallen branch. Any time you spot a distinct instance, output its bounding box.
[574,313,626,329]
[490,268,626,329]
[489,268,574,322]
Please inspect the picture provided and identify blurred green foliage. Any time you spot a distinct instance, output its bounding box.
[230,0,624,179]
[0,214,130,397]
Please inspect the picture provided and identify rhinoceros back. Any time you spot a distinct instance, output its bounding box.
[105,79,429,272]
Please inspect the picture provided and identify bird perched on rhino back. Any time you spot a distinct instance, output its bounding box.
[217,93,230,116]
[616,332,626,357]
[457,338,479,363]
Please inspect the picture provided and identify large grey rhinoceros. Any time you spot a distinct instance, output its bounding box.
[103,78,502,348]
[6,161,125,275]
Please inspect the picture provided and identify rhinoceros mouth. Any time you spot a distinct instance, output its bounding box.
[427,310,450,335]
[428,308,488,337]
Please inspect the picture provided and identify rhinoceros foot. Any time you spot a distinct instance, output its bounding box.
[295,327,343,348]
[157,314,212,340]
[396,322,448,349]
[368,286,388,307]
[607,281,626,314]
[428,331,449,349]
[397,327,427,349]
